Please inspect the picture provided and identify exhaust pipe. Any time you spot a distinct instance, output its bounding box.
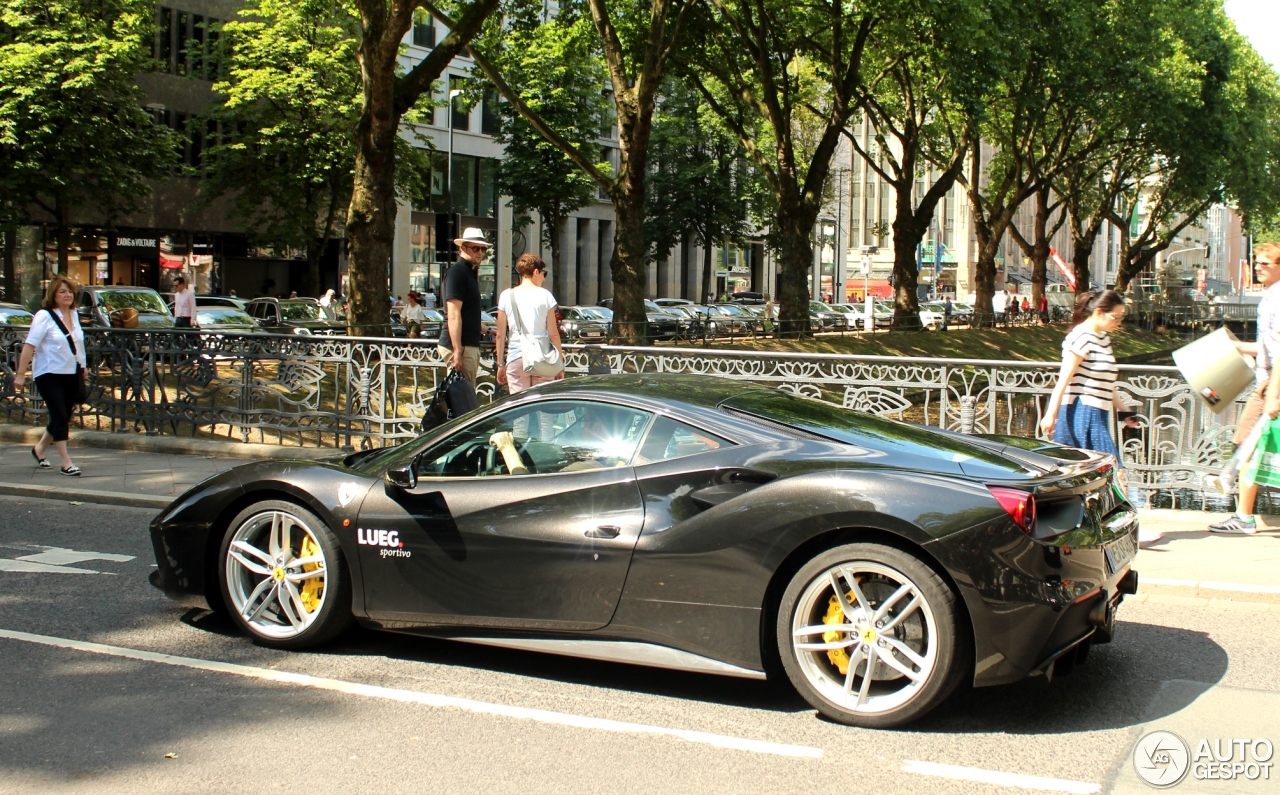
[1117,569,1139,595]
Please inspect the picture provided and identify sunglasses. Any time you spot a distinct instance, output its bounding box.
[461,244,487,252]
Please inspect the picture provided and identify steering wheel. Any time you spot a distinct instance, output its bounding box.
[483,442,501,475]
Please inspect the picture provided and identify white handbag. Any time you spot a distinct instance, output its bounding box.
[508,293,564,377]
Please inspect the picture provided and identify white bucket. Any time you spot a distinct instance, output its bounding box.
[1171,327,1256,414]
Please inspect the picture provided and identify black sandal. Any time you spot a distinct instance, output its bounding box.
[60,465,81,477]
[31,447,51,469]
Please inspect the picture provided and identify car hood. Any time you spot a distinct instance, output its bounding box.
[134,313,175,328]
[288,319,345,329]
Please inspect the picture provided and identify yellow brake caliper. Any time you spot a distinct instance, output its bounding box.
[822,593,855,674]
[297,536,324,613]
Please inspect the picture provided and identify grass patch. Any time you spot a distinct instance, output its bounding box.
[716,324,1178,362]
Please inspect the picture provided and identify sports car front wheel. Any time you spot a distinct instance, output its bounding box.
[219,500,352,650]
[778,543,969,728]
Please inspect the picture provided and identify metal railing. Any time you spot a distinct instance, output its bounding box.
[0,327,1245,509]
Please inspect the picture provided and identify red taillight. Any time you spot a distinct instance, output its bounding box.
[988,486,1037,535]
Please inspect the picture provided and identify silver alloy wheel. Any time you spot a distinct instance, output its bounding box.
[225,510,328,639]
[791,561,938,715]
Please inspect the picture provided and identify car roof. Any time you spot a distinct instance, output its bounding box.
[518,373,762,412]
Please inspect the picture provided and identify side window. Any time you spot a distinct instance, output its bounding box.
[416,400,652,478]
[80,292,94,309]
[634,417,732,465]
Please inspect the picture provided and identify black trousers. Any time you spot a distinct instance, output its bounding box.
[35,372,79,442]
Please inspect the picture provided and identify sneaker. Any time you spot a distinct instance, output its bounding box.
[1209,515,1257,535]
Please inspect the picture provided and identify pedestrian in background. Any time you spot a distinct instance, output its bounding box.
[402,291,426,338]
[319,288,337,319]
[439,227,488,385]
[942,295,952,331]
[495,253,563,394]
[13,275,86,476]
[423,287,438,310]
[172,275,196,328]
[1039,293,1049,324]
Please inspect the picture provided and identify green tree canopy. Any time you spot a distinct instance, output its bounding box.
[0,0,177,273]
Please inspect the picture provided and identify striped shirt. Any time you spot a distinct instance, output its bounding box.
[1062,326,1117,410]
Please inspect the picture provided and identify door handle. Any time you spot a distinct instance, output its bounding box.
[585,525,621,539]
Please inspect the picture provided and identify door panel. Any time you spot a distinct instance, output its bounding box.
[358,469,644,630]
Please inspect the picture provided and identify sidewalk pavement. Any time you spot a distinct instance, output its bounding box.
[0,441,1277,606]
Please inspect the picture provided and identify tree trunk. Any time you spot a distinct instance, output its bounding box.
[345,40,398,337]
[775,208,814,338]
[890,196,925,329]
[2,226,17,305]
[56,197,70,276]
[608,181,649,344]
[547,211,563,277]
[306,241,323,298]
[1070,242,1093,297]
[1028,188,1051,313]
[700,232,713,308]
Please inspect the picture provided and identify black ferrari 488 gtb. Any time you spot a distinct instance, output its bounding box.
[151,374,1139,727]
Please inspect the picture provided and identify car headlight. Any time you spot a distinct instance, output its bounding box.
[293,327,313,335]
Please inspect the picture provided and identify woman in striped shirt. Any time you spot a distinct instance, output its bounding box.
[1040,290,1139,464]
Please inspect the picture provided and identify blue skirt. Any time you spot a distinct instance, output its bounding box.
[1054,402,1124,467]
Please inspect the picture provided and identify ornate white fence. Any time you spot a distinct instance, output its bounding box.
[0,328,1240,508]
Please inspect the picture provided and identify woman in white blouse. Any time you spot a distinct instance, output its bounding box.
[495,254,563,394]
[13,276,86,476]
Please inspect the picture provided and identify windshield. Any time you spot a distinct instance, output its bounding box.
[280,300,321,321]
[809,301,833,312]
[98,290,170,315]
[0,307,32,325]
[716,304,748,316]
[582,307,612,320]
[197,308,255,326]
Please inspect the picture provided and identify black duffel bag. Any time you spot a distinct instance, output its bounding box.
[420,369,480,433]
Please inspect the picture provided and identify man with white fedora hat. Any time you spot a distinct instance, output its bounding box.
[438,227,489,384]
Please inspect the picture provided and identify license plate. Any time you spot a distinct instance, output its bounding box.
[1104,533,1137,575]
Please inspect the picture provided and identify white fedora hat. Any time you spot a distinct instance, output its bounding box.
[454,227,491,247]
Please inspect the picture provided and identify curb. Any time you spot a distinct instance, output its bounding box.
[0,483,171,510]
[0,424,336,461]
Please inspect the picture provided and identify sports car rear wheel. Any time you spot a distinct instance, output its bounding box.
[219,500,352,649]
[778,543,967,728]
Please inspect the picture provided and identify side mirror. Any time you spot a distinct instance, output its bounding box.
[385,464,417,490]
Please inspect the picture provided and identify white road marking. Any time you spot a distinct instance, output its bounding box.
[0,628,823,760]
[901,760,1099,793]
[16,547,135,566]
[0,546,134,575]
[0,559,100,574]
[1144,577,1280,595]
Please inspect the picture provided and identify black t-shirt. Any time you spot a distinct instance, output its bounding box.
[439,258,481,349]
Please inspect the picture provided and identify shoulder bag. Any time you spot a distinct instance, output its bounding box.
[44,309,89,404]
[508,292,563,377]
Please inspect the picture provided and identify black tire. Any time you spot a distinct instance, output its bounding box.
[777,542,969,728]
[218,499,352,650]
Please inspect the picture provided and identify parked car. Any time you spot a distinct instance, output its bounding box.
[711,303,765,334]
[245,297,345,335]
[390,307,443,339]
[150,374,1137,729]
[923,301,967,327]
[0,303,34,327]
[808,301,846,331]
[558,306,611,342]
[197,295,249,311]
[195,306,259,334]
[653,298,693,308]
[825,303,867,329]
[78,286,175,329]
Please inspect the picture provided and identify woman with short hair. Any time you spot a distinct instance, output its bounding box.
[13,275,87,476]
[495,254,563,394]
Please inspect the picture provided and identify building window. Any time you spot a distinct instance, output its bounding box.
[157,7,173,70]
[206,18,221,79]
[451,96,470,131]
[451,156,477,214]
[176,10,189,75]
[480,87,499,136]
[413,18,435,48]
[477,158,497,217]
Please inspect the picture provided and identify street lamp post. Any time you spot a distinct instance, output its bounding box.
[443,83,463,292]
[860,245,878,332]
